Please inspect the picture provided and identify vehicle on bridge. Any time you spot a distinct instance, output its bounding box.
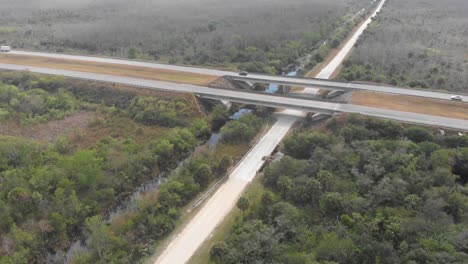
[0,46,11,52]
[238,71,248,76]
[451,95,463,101]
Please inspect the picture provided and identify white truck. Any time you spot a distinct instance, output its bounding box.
[0,46,11,52]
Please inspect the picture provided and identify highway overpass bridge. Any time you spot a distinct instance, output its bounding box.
[1,63,467,131]
[8,50,467,102]
[227,73,468,102]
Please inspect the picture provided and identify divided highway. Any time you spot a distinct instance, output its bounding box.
[1,63,467,130]
[7,50,468,102]
[229,74,468,102]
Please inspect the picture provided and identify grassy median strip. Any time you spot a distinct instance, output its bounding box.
[352,91,468,120]
[0,53,217,85]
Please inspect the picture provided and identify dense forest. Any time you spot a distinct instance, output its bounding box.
[0,71,264,263]
[211,115,468,263]
[0,0,373,73]
[339,0,468,92]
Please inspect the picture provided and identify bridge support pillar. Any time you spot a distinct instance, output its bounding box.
[278,85,290,94]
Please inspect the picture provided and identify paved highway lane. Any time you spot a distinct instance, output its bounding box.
[9,50,234,76]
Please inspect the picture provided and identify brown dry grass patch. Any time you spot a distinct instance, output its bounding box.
[352,91,468,120]
[69,115,170,150]
[0,53,217,85]
[0,112,170,149]
[0,111,94,143]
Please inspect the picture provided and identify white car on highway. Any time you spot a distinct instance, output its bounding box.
[451,95,463,101]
